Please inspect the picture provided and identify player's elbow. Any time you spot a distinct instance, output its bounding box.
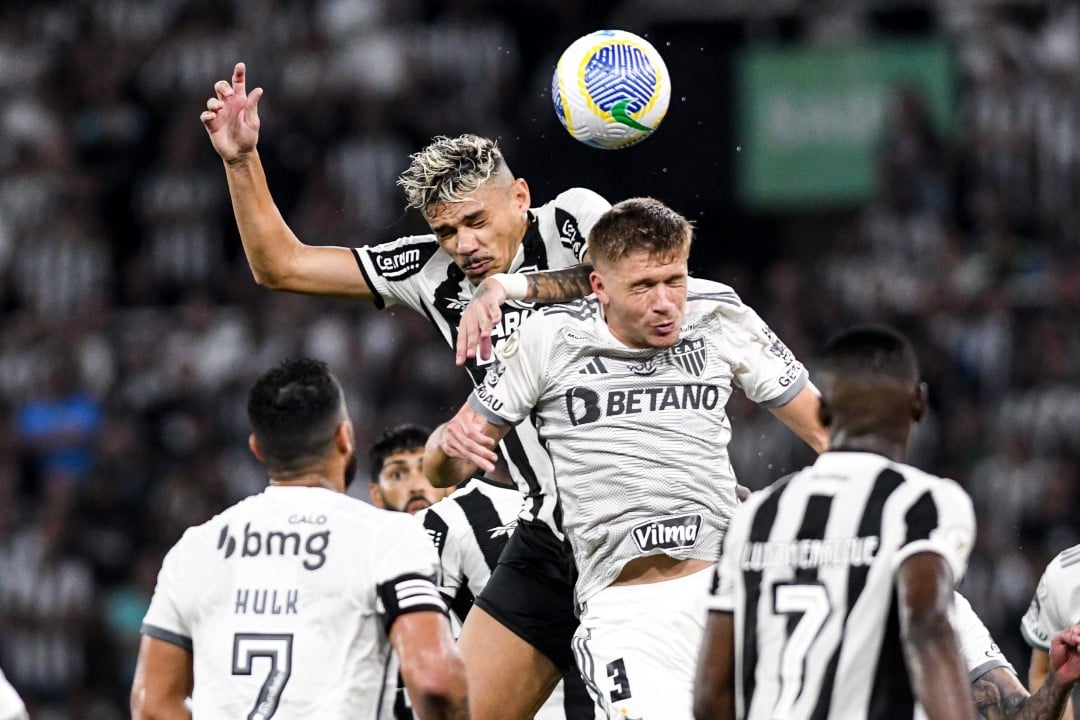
[693,687,733,720]
[129,685,160,720]
[401,649,469,714]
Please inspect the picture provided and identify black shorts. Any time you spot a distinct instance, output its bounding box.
[474,519,579,674]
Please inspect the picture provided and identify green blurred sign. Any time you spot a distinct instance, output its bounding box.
[736,39,952,208]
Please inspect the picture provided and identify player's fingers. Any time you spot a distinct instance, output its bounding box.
[232,62,246,94]
[247,87,263,122]
[200,110,216,125]
[214,80,233,101]
[206,97,223,111]
[478,335,494,362]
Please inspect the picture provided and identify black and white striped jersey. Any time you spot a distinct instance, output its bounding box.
[414,477,522,625]
[709,451,975,720]
[1021,543,1080,651]
[352,188,610,537]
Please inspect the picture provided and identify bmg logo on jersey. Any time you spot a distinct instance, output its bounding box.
[218,523,330,571]
[631,514,702,552]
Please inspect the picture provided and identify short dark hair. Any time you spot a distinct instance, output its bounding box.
[369,424,431,484]
[821,325,919,384]
[247,358,346,475]
[587,197,692,268]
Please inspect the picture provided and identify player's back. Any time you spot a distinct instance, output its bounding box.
[715,451,974,720]
[142,486,438,719]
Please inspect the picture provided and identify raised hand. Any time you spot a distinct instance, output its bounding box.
[456,277,508,365]
[438,406,498,472]
[200,62,263,164]
[1050,624,1080,687]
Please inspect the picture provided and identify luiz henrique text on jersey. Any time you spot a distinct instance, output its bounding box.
[351,188,610,537]
[709,453,976,720]
[468,277,809,607]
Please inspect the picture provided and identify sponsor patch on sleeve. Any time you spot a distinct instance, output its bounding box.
[368,241,438,282]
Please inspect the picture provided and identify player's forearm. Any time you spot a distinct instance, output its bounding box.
[222,151,303,289]
[524,264,593,303]
[407,669,469,720]
[423,424,479,489]
[904,613,977,720]
[1010,671,1073,720]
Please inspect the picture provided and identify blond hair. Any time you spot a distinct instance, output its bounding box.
[397,134,507,212]
[588,197,693,267]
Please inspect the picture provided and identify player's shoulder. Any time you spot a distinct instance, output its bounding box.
[1043,543,1080,581]
[887,461,967,497]
[687,277,742,306]
[359,233,446,283]
[539,187,611,218]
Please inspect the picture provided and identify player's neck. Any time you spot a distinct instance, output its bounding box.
[827,432,908,463]
[267,472,344,493]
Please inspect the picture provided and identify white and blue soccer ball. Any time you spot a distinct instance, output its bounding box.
[552,29,671,150]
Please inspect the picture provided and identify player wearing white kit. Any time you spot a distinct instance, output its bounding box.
[695,326,977,720]
[202,63,610,719]
[956,591,1080,720]
[130,359,467,720]
[1022,543,1080,720]
[426,197,829,720]
[0,667,27,720]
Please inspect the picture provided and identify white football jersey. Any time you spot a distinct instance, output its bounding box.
[1021,543,1080,651]
[353,188,610,537]
[0,666,27,720]
[469,277,808,606]
[954,592,1014,681]
[709,451,975,720]
[141,486,446,719]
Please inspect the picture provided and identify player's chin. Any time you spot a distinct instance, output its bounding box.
[648,326,682,348]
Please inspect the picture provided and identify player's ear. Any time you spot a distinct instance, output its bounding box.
[911,381,928,423]
[590,269,607,303]
[818,396,832,428]
[335,420,354,456]
[369,482,385,509]
[248,434,265,462]
[511,177,530,214]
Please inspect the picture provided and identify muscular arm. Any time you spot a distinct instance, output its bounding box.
[693,611,737,720]
[455,264,594,364]
[769,383,830,454]
[897,552,976,720]
[424,405,510,488]
[973,667,1072,720]
[391,611,469,720]
[130,635,193,720]
[202,63,373,299]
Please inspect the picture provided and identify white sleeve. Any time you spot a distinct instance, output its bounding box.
[1019,550,1080,651]
[891,479,975,586]
[468,319,549,426]
[0,667,27,720]
[141,535,195,652]
[952,592,1015,681]
[722,300,808,408]
[351,235,440,310]
[374,516,447,629]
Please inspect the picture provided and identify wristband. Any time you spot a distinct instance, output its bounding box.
[489,272,528,301]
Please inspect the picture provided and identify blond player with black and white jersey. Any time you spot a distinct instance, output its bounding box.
[130,359,467,720]
[695,326,978,720]
[1022,543,1080,720]
[203,62,611,720]
[426,197,829,719]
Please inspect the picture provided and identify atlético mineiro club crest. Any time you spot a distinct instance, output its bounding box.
[670,337,706,377]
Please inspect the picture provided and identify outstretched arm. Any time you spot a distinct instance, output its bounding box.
[455,264,594,365]
[424,404,510,488]
[201,63,372,299]
[769,383,830,454]
[972,626,1080,720]
[898,552,976,720]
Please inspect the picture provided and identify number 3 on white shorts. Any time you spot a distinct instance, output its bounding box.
[606,657,632,702]
[232,633,294,720]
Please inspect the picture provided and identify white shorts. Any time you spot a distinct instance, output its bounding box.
[571,567,712,720]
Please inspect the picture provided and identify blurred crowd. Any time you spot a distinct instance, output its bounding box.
[0,0,1078,717]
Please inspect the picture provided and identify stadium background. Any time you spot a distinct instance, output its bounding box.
[0,0,1077,716]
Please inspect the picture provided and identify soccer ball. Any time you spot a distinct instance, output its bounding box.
[552,29,671,150]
